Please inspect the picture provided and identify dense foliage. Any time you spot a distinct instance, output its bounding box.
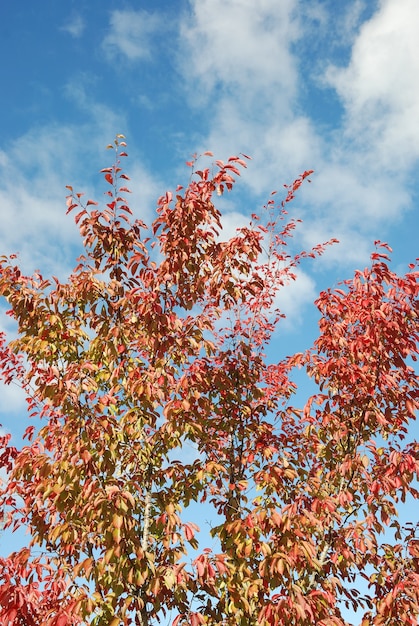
[0,137,418,625]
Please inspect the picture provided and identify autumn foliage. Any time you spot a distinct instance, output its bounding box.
[0,136,418,625]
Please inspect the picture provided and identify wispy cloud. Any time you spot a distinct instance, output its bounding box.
[176,0,419,269]
[1,0,417,337]
[61,14,86,38]
[102,9,161,61]
[0,81,159,277]
[324,0,419,170]
[179,0,300,101]
[0,125,83,276]
[177,0,321,196]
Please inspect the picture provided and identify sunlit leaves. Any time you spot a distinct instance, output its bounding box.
[0,138,418,625]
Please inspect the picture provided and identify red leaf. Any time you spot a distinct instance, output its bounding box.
[7,608,18,622]
[406,398,416,416]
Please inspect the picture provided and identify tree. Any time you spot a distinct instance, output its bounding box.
[0,136,418,626]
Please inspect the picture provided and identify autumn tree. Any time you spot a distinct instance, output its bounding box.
[0,136,418,626]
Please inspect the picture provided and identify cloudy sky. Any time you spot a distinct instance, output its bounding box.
[1,0,418,393]
[0,0,418,619]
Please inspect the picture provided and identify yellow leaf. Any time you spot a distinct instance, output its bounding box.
[113,514,123,529]
[113,527,121,544]
[104,548,114,564]
[163,568,176,589]
[135,569,146,586]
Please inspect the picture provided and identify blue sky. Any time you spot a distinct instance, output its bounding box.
[1,0,418,276]
[1,0,418,411]
[0,0,418,622]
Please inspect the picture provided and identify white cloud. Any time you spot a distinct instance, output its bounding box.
[218,210,251,242]
[177,0,419,272]
[1,0,417,340]
[305,161,411,226]
[0,314,27,417]
[214,206,320,329]
[61,14,86,38]
[0,82,160,277]
[177,0,321,192]
[312,0,370,51]
[177,0,325,205]
[273,268,318,328]
[179,0,300,102]
[325,0,419,170]
[0,134,161,279]
[125,162,165,228]
[102,9,161,61]
[299,219,373,269]
[341,0,370,42]
[0,127,83,276]
[0,381,26,417]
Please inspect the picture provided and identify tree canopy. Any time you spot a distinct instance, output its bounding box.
[0,137,418,625]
